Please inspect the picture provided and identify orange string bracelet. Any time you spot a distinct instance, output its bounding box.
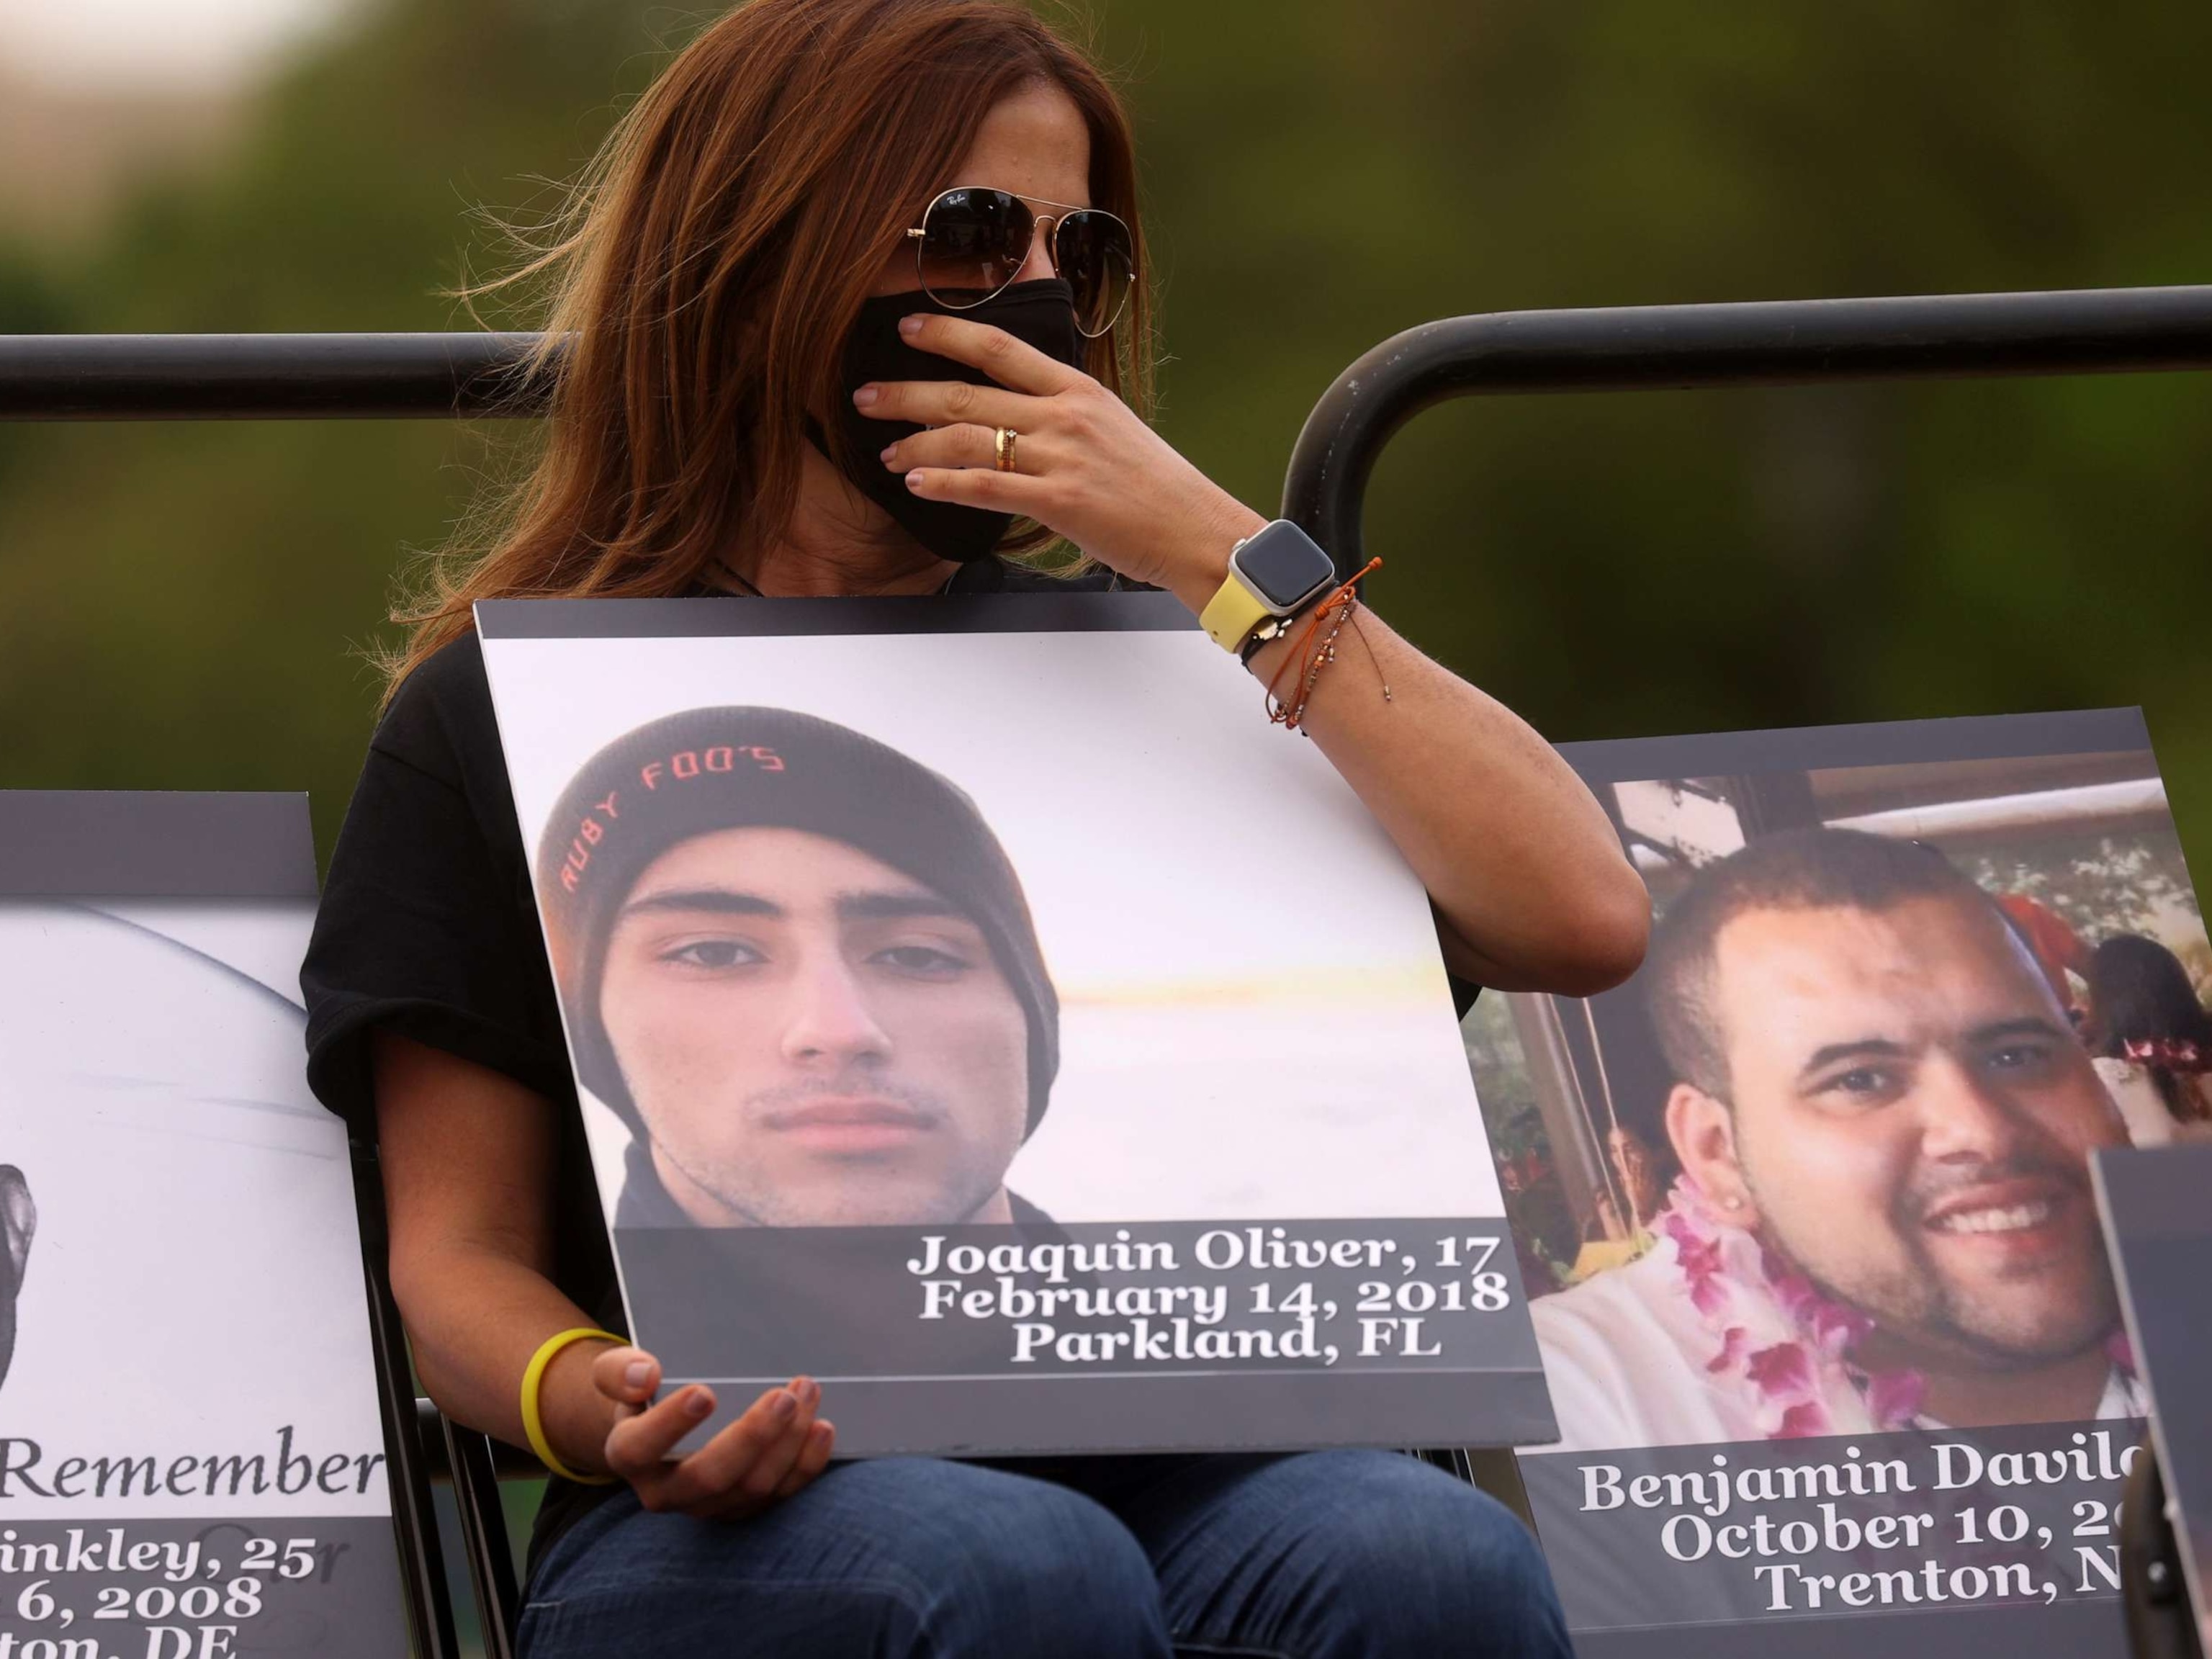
[1264,557,1383,732]
[1282,599,1354,729]
[1262,557,1378,707]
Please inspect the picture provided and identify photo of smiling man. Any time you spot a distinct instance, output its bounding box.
[1529,825,2143,1452]
[539,705,1060,1233]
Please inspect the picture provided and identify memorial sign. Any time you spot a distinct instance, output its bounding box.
[477,591,1553,1455]
[0,792,408,1658]
[1468,710,2185,1658]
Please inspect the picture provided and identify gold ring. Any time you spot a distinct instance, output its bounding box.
[994,426,1018,473]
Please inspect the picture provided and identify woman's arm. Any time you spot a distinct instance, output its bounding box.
[372,1030,835,1513]
[872,316,1650,995]
[1234,598,1650,995]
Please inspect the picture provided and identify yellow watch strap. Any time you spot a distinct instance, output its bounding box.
[521,1326,626,1485]
[1200,567,1272,655]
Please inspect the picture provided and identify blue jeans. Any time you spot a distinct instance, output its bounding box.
[520,1450,1569,1657]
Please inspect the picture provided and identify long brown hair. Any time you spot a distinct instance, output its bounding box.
[385,0,1148,697]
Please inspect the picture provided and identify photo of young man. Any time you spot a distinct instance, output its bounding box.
[0,1163,32,1390]
[538,706,1061,1231]
[1531,826,2144,1452]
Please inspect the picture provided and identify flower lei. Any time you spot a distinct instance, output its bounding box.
[1658,1177,2136,1438]
[1659,1178,1925,1438]
[2123,1036,2211,1073]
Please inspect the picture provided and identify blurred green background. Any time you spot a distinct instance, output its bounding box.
[2,0,2210,876]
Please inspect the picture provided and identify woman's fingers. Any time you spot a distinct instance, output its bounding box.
[883,422,1048,475]
[649,1382,812,1514]
[589,1344,660,1410]
[773,1418,836,1498]
[694,1378,822,1513]
[855,375,1034,433]
[895,312,1087,397]
[603,1382,716,1482]
[855,305,1262,598]
[899,464,1054,517]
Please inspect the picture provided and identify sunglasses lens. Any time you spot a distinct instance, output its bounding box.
[917,188,1033,306]
[1054,210,1135,338]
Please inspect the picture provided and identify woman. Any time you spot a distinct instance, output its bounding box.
[304,1,1648,1652]
[2082,933,2212,1146]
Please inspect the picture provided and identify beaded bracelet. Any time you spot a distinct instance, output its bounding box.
[1264,557,1388,732]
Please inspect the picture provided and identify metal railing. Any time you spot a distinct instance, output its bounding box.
[1279,284,2212,574]
[0,331,544,420]
[6,281,2210,1659]
[9,285,2212,577]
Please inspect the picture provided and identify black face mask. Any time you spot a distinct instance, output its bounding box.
[813,277,1083,565]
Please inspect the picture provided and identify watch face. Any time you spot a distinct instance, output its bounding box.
[1238,525,1337,610]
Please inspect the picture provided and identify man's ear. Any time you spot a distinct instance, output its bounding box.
[1663,1085,1759,1229]
[0,1166,34,1285]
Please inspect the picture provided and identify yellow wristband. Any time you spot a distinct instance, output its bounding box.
[521,1327,626,1485]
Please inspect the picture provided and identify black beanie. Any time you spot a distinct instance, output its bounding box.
[538,706,1058,1136]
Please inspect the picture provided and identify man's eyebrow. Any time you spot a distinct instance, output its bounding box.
[838,890,967,923]
[1798,1038,1909,1079]
[1966,1015,2072,1046]
[1796,1016,2072,1081]
[619,889,782,919]
[615,887,971,924]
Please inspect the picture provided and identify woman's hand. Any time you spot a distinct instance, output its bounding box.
[860,313,1263,603]
[590,1345,835,1519]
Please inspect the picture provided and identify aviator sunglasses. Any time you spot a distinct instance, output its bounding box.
[907,186,1135,339]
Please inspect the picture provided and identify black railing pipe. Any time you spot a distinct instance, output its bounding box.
[1280,285,2212,574]
[0,331,547,420]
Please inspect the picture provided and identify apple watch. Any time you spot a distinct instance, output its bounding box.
[1198,520,1340,657]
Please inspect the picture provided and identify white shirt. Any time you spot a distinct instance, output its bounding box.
[1527,1238,2145,1456]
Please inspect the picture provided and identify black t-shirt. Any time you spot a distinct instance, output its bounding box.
[302,555,1480,1573]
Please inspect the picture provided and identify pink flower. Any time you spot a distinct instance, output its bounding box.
[1774,1402,1830,1439]
[1687,1273,1732,1319]
[1707,1327,1750,1375]
[1804,1300,1872,1355]
[1666,1223,1734,1317]
[2123,1037,2209,1071]
[1745,1341,1813,1396]
[1673,1231,1723,1282]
